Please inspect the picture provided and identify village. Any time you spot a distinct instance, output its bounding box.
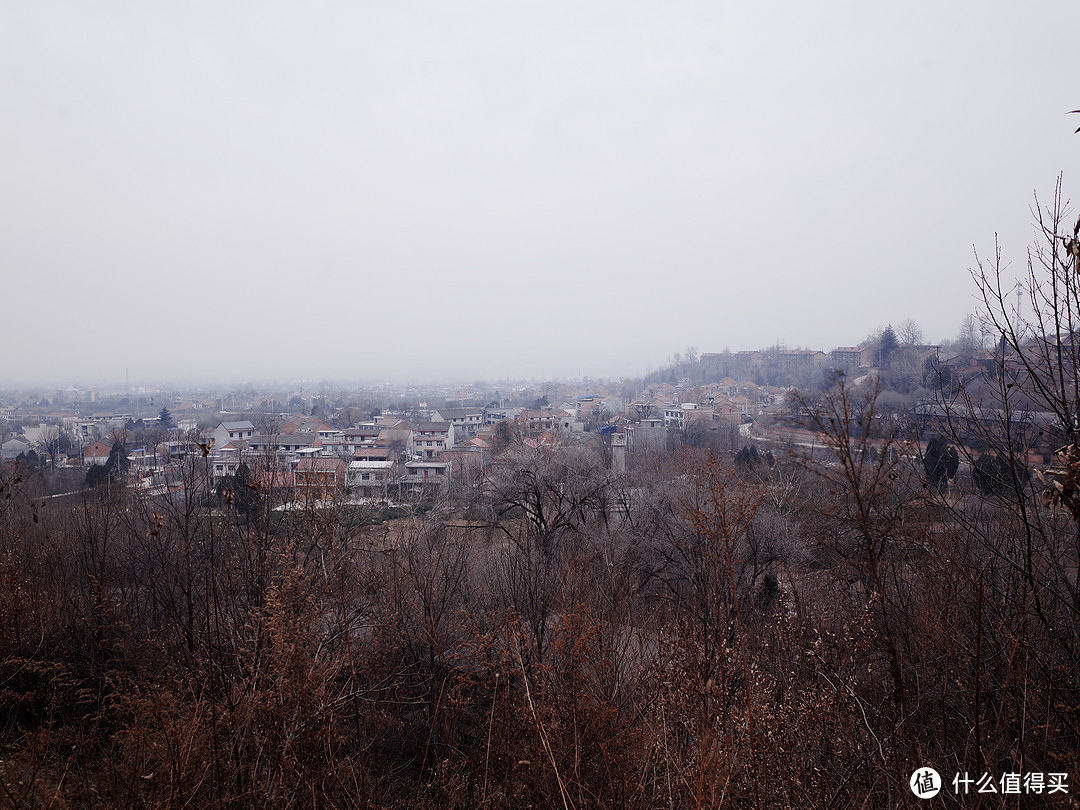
[3,333,1018,506]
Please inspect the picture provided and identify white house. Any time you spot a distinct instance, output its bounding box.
[431,407,485,438]
[408,422,455,460]
[2,437,30,461]
[347,460,395,500]
[663,403,698,429]
[213,421,255,447]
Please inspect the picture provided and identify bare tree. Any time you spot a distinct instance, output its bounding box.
[897,318,924,346]
[955,312,983,353]
[920,177,1080,774]
[37,424,64,469]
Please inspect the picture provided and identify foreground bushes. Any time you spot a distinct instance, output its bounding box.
[1,443,1077,808]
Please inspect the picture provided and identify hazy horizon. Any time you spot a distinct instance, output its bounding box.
[4,2,1078,385]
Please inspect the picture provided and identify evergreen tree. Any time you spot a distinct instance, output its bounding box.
[878,324,899,365]
[106,441,129,478]
[158,406,173,429]
[217,462,260,521]
[84,464,109,488]
[972,453,1027,495]
[922,436,959,490]
[735,444,761,466]
[84,444,127,489]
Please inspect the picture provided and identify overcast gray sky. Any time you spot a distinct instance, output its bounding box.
[3,1,1078,386]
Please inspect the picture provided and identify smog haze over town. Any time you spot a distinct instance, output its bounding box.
[3,1,1079,388]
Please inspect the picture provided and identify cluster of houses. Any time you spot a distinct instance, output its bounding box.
[194,398,616,502]
[170,381,780,501]
[13,335,959,501]
[0,375,785,503]
[200,410,480,500]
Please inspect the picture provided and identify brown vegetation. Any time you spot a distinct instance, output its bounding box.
[3,189,1080,807]
[3,397,1078,808]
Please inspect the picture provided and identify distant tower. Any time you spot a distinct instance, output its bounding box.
[1014,280,1023,318]
[611,432,627,475]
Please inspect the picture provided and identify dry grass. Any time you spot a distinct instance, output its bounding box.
[1,442,1078,808]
